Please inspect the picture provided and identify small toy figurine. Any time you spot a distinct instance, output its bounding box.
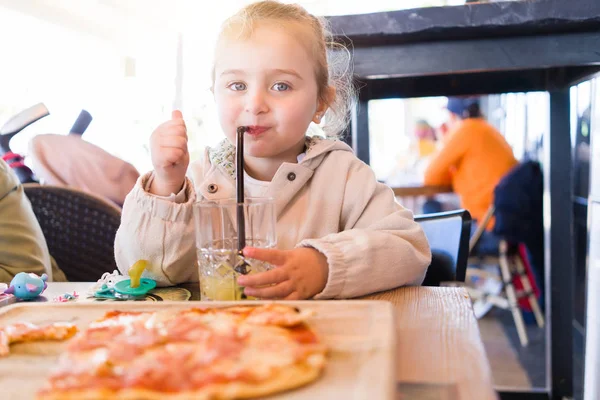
[5,272,48,300]
[53,291,79,303]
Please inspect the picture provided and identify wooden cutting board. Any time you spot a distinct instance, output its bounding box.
[0,300,396,400]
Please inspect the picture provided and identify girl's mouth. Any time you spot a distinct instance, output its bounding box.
[246,126,269,135]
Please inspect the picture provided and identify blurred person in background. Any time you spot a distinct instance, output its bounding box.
[423,97,517,251]
[413,119,438,158]
[0,158,66,283]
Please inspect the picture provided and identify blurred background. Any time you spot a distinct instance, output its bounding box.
[0,0,522,176]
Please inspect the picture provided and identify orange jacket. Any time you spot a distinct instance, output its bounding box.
[424,118,517,228]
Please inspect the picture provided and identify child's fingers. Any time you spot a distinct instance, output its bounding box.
[284,292,302,300]
[158,135,188,149]
[172,110,183,120]
[244,281,293,299]
[161,120,187,136]
[237,267,286,287]
[242,247,286,265]
[161,148,187,166]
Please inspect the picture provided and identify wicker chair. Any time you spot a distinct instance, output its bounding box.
[23,184,122,282]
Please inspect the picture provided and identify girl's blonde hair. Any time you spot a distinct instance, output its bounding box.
[215,0,355,138]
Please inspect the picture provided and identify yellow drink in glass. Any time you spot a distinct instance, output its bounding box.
[197,240,273,301]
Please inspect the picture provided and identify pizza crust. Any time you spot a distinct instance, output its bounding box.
[0,322,77,357]
[37,355,326,400]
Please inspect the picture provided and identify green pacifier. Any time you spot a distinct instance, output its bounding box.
[114,278,156,298]
[95,260,156,300]
[114,260,156,298]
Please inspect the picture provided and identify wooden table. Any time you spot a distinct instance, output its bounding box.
[1,283,496,400]
[392,185,453,197]
[391,185,454,212]
[362,287,497,400]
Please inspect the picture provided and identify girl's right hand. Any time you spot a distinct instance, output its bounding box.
[149,110,190,196]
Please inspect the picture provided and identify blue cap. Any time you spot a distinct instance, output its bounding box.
[446,97,480,117]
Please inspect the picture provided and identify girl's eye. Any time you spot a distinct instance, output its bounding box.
[228,82,246,91]
[272,82,290,91]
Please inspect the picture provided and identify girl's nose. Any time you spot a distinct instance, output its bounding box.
[245,90,269,115]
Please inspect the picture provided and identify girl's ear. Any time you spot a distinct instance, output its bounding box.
[312,86,336,124]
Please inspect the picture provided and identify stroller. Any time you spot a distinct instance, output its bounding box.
[0,103,92,183]
[1,103,51,183]
[0,103,138,206]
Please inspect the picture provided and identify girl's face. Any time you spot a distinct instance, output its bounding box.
[213,23,327,161]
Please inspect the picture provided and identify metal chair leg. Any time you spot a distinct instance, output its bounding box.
[499,240,529,346]
[513,252,545,328]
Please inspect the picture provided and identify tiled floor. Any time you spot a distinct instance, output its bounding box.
[489,310,584,398]
[477,313,531,389]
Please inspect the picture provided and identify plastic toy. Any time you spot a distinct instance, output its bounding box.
[5,272,48,299]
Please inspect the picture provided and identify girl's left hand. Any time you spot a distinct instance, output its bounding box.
[237,247,329,300]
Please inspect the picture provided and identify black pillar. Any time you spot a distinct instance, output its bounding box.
[545,89,574,400]
[351,99,370,165]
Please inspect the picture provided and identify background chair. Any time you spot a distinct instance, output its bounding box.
[468,205,544,347]
[415,209,472,286]
[23,184,121,282]
[467,161,545,346]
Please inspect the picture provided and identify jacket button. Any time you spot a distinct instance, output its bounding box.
[207,184,218,193]
[287,172,296,181]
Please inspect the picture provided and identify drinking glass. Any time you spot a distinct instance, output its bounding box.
[193,197,276,300]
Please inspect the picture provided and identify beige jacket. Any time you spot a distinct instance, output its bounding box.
[114,137,431,299]
[0,159,67,283]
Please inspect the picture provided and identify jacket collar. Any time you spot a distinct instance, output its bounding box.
[199,128,353,217]
[208,135,323,180]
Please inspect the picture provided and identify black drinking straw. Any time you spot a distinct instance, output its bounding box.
[235,126,249,275]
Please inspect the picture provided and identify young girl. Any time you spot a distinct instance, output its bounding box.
[115,0,431,300]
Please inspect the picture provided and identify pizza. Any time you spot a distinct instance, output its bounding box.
[37,304,327,400]
[0,321,78,357]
